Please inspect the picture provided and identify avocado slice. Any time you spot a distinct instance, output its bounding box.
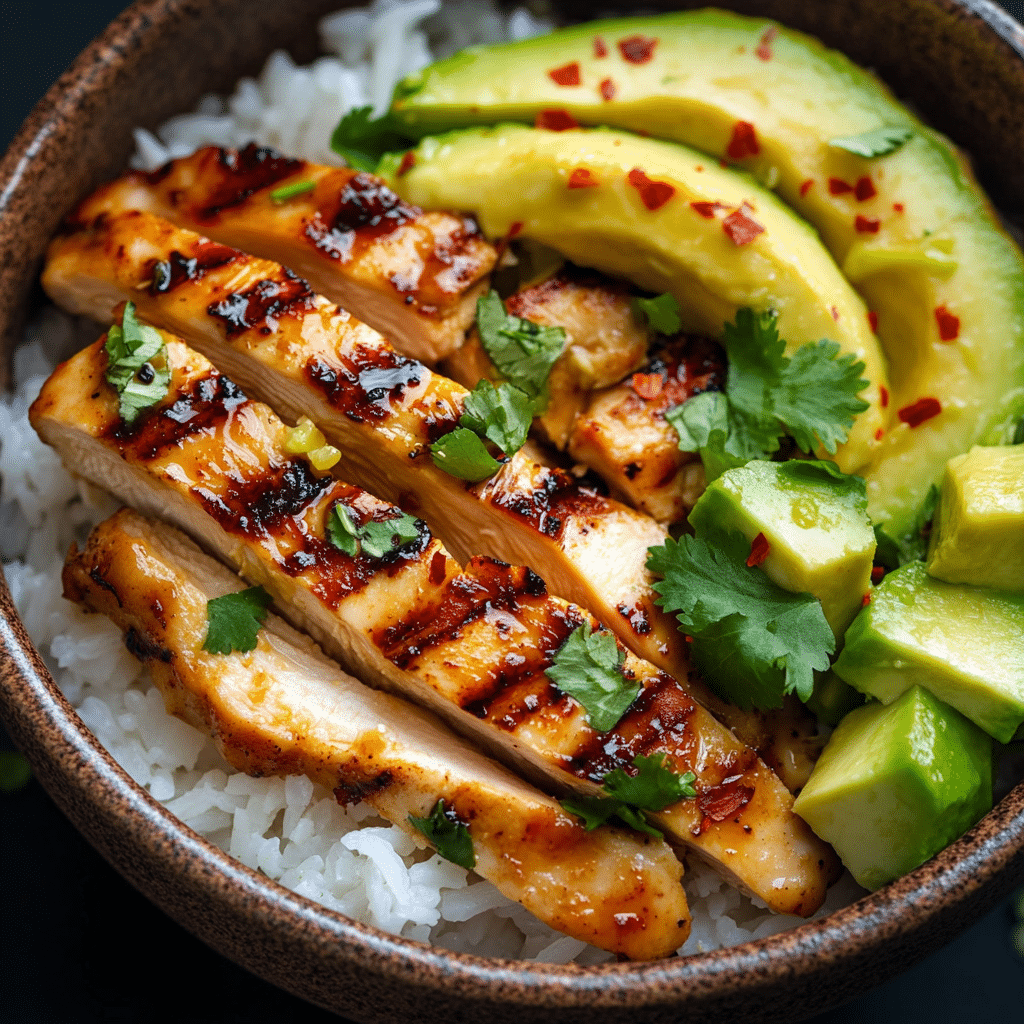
[381,125,887,474]
[834,560,1024,742]
[387,11,1024,535]
[792,685,992,892]
[687,460,875,639]
[927,445,1024,592]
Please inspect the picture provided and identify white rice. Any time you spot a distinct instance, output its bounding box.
[0,0,865,963]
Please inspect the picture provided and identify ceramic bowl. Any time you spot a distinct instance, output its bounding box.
[2,2,1024,1021]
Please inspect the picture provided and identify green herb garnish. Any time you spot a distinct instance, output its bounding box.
[634,292,682,335]
[544,622,639,733]
[829,126,914,158]
[327,503,423,559]
[0,751,32,794]
[430,427,504,482]
[104,301,171,425]
[408,798,475,869]
[459,380,534,456]
[776,459,868,506]
[646,530,834,709]
[269,179,315,203]
[330,106,411,172]
[873,484,940,569]
[203,586,273,655]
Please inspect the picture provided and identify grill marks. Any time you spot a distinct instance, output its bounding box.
[198,144,304,220]
[304,345,424,425]
[148,241,239,294]
[208,267,316,336]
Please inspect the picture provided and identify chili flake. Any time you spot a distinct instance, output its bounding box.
[828,177,853,196]
[429,550,447,586]
[854,176,877,201]
[690,200,726,219]
[628,167,675,211]
[618,35,658,64]
[875,428,884,440]
[746,532,771,567]
[594,36,608,58]
[893,202,905,213]
[631,372,664,399]
[855,215,881,234]
[396,151,416,177]
[935,305,960,341]
[880,385,889,408]
[898,397,942,427]
[549,62,581,86]
[722,204,765,245]
[727,120,760,160]
[508,222,523,238]
[830,306,840,322]
[535,109,578,131]
[868,310,878,333]
[861,593,871,608]
[871,566,886,584]
[567,168,599,189]
[799,178,814,197]
[599,77,616,101]
[755,25,778,61]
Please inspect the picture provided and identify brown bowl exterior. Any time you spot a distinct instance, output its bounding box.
[2,2,1024,1021]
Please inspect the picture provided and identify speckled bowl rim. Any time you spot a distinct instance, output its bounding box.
[2,2,1024,1021]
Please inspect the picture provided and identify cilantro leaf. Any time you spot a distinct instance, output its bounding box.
[408,799,475,870]
[829,126,914,158]
[664,391,746,482]
[635,292,682,335]
[459,380,534,455]
[203,586,273,655]
[544,622,639,733]
[776,459,868,509]
[873,484,940,569]
[430,427,503,482]
[326,502,423,560]
[330,106,411,172]
[475,291,565,409]
[104,301,171,425]
[646,532,834,708]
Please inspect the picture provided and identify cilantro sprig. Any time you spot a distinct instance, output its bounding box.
[646,530,834,709]
[203,586,273,655]
[544,622,640,733]
[829,126,914,159]
[668,308,868,480]
[873,484,940,569]
[634,292,682,335]
[330,106,412,172]
[408,799,475,870]
[561,753,697,838]
[104,301,171,425]
[327,503,423,560]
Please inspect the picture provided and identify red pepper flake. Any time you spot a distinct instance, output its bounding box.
[935,305,960,341]
[599,77,616,101]
[755,25,778,61]
[880,384,889,408]
[828,177,853,196]
[722,204,765,245]
[726,120,760,160]
[855,215,881,234]
[898,397,942,427]
[618,35,658,64]
[746,532,770,568]
[508,221,523,239]
[594,36,608,58]
[874,428,884,441]
[830,305,840,322]
[799,178,814,197]
[535,108,578,131]
[429,550,447,586]
[868,310,878,333]
[627,167,676,211]
[567,167,599,189]
[690,200,726,219]
[549,62,581,86]
[893,202,905,213]
[861,592,872,608]
[396,151,416,177]
[631,372,664,399]
[854,175,877,202]
[871,565,886,584]
[695,165,704,172]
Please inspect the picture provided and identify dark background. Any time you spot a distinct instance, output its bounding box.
[2,1,1024,1021]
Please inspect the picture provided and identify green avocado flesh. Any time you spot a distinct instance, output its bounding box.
[834,561,1024,742]
[388,10,1024,536]
[381,124,887,472]
[793,685,991,892]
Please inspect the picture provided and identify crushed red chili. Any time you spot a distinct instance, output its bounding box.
[690,200,726,219]
[880,385,889,408]
[631,372,665,399]
[830,306,840,322]
[396,151,416,177]
[746,532,770,567]
[594,36,608,58]
[871,565,886,584]
[875,428,884,441]
[855,215,881,234]
[535,109,578,131]
[722,204,764,245]
[627,167,675,210]
[854,176,877,201]
[861,593,871,607]
[799,178,814,197]
[828,177,853,196]
[935,305,960,341]
[599,77,616,101]
[727,120,760,160]
[755,25,777,61]
[898,397,942,427]
[549,62,581,86]
[567,168,599,189]
[618,35,658,64]
[893,202,905,213]
[868,310,878,333]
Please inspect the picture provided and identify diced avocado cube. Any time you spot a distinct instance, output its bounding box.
[688,460,875,638]
[793,686,992,891]
[927,445,1024,592]
[834,561,1024,742]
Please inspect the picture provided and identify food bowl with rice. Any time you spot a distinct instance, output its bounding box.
[2,1,1024,1021]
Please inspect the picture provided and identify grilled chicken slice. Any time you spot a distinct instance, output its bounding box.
[64,509,690,960]
[42,207,802,774]
[32,335,840,916]
[68,143,497,363]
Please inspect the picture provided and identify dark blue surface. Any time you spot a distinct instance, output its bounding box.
[2,2,1023,1021]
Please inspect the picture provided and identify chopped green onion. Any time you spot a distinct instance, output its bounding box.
[270,180,316,203]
